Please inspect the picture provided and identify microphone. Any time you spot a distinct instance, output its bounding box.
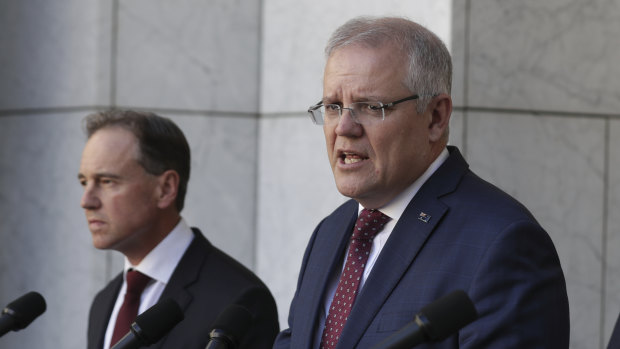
[371,289,478,349]
[205,286,275,349]
[111,298,184,349]
[205,304,253,349]
[0,291,46,337]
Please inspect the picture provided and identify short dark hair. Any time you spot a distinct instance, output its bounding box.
[83,109,191,212]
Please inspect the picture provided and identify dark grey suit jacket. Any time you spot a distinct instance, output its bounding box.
[274,146,569,348]
[87,228,279,349]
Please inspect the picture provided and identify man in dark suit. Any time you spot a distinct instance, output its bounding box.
[78,110,278,349]
[274,16,569,348]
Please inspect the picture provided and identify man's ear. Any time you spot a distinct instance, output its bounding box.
[427,94,452,142]
[156,170,180,210]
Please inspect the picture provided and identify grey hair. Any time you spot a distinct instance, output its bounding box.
[325,16,452,113]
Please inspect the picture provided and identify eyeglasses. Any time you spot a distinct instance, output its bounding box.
[307,94,420,125]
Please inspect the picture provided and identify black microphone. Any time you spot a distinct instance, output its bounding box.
[0,291,46,337]
[205,286,276,349]
[371,290,478,349]
[111,298,184,349]
[205,304,253,349]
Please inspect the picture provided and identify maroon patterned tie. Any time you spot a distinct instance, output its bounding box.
[320,209,391,349]
[110,270,152,347]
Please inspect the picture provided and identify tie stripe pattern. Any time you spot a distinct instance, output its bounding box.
[320,209,391,349]
[110,270,151,348]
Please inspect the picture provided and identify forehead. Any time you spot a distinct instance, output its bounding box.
[80,127,141,174]
[323,43,408,99]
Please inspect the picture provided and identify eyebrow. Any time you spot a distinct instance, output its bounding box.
[77,172,123,181]
[322,95,385,104]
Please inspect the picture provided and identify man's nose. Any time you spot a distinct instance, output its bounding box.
[335,108,363,136]
[80,185,100,209]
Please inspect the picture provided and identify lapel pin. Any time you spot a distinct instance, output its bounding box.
[418,212,431,223]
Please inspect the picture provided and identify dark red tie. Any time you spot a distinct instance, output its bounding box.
[320,209,391,349]
[110,270,151,347]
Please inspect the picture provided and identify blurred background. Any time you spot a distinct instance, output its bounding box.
[0,0,618,348]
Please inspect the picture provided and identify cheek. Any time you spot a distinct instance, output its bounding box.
[104,196,133,224]
[323,125,334,142]
[369,131,396,162]
[373,129,420,171]
[324,129,337,157]
[107,188,154,217]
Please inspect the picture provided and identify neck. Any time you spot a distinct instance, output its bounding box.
[123,213,181,265]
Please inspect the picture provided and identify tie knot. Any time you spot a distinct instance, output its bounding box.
[351,208,391,240]
[125,270,151,295]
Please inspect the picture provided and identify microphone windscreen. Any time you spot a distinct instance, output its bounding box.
[134,298,184,345]
[5,292,46,329]
[420,289,478,341]
[212,304,253,341]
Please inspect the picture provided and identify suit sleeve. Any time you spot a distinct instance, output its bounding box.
[273,219,324,349]
[237,286,280,349]
[460,220,570,348]
[607,313,620,349]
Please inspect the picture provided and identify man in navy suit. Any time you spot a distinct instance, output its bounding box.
[79,110,278,349]
[274,16,569,348]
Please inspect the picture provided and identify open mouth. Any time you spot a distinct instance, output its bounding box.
[341,151,368,164]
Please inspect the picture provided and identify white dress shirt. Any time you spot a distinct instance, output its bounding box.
[103,218,194,349]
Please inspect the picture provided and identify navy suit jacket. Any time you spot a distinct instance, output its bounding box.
[609,313,620,349]
[274,146,569,348]
[87,228,279,349]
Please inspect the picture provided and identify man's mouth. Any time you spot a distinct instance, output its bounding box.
[341,152,368,164]
[87,216,105,226]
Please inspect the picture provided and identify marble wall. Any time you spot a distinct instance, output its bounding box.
[0,0,618,348]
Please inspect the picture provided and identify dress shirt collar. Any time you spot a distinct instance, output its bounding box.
[123,217,195,285]
[362,147,449,221]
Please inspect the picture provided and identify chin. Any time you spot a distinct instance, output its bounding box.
[335,182,367,201]
[91,235,113,251]
[92,243,111,251]
[92,241,112,251]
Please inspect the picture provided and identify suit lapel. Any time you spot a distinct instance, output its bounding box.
[292,200,358,349]
[90,274,122,349]
[150,228,207,349]
[337,199,448,348]
[337,146,469,348]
